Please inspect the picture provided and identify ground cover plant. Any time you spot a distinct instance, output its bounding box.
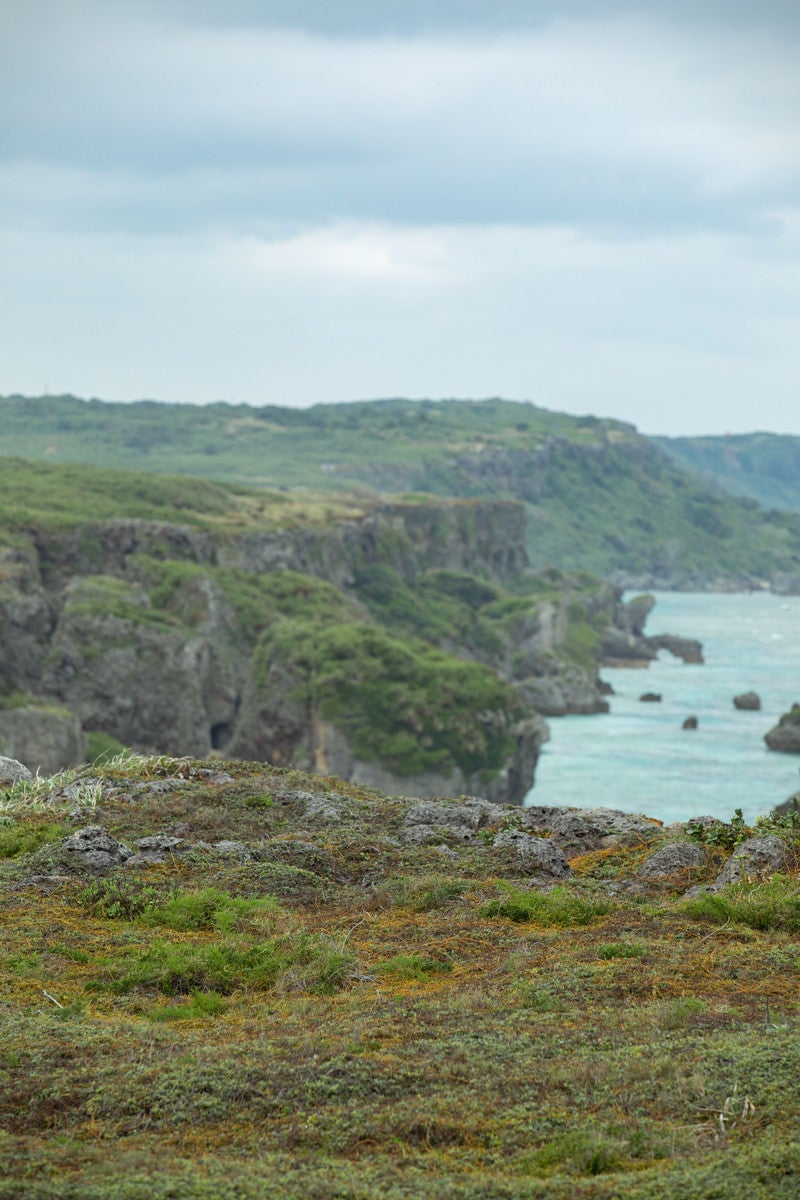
[1,755,799,1198]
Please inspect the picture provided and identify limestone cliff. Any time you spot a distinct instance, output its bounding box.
[0,488,632,800]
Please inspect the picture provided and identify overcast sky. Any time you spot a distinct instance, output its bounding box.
[2,1,798,435]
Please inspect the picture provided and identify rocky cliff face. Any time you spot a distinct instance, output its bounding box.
[0,496,631,801]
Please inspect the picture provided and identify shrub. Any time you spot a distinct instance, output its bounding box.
[374,953,452,981]
[0,821,66,859]
[598,941,647,960]
[681,877,800,932]
[143,887,282,934]
[149,990,228,1021]
[481,884,612,927]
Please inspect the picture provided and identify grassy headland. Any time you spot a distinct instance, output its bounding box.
[1,756,799,1198]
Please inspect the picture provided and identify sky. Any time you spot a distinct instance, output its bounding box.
[1,1,799,436]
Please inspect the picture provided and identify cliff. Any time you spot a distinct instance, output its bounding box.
[0,461,634,798]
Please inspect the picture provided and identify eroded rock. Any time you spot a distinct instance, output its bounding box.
[638,842,706,879]
[60,826,132,873]
[711,836,790,890]
[403,798,506,845]
[491,831,572,878]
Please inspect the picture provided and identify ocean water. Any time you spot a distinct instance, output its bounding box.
[525,591,800,825]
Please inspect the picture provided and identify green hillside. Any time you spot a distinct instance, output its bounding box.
[3,394,800,586]
[657,433,800,515]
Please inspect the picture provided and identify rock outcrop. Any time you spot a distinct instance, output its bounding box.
[765,705,800,753]
[734,691,761,711]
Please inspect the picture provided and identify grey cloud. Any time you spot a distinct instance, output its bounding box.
[2,15,798,239]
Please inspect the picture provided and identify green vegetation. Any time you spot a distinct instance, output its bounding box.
[681,876,800,932]
[0,820,66,858]
[256,619,522,776]
[1,758,800,1198]
[482,883,613,926]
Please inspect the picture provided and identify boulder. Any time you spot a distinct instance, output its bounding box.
[638,842,706,879]
[733,691,761,711]
[682,716,698,730]
[764,705,800,753]
[60,826,132,873]
[491,831,572,878]
[711,836,790,890]
[640,692,662,703]
[0,755,33,788]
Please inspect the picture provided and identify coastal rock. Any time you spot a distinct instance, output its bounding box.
[491,830,572,878]
[764,706,800,753]
[60,826,132,874]
[0,755,33,788]
[649,635,704,665]
[617,594,656,637]
[599,627,657,667]
[638,842,706,879]
[682,716,698,730]
[640,692,662,703]
[711,836,790,890]
[733,691,761,711]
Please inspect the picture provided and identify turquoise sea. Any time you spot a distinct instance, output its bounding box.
[525,592,800,825]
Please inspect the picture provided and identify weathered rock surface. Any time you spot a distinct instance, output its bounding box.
[0,705,86,775]
[764,706,800,753]
[638,842,706,879]
[403,797,506,844]
[733,691,761,711]
[520,805,661,851]
[711,836,790,890]
[125,835,187,866]
[60,826,132,873]
[0,755,32,787]
[491,831,572,878]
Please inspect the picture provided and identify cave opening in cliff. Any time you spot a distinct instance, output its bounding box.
[210,722,233,751]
